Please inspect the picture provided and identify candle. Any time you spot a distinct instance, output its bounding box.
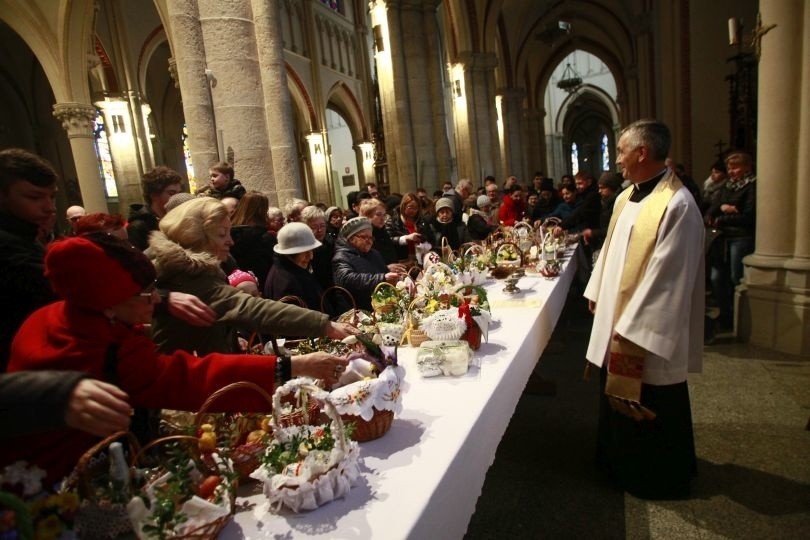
[728,17,738,45]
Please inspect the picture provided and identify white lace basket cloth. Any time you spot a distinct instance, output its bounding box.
[330,364,405,421]
[250,378,360,513]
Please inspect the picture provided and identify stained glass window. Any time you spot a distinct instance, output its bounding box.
[601,134,610,171]
[182,124,197,194]
[320,0,340,12]
[93,112,118,198]
[571,143,579,175]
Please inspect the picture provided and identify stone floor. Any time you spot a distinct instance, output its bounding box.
[465,293,810,539]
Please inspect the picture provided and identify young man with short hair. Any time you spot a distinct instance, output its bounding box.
[127,166,183,250]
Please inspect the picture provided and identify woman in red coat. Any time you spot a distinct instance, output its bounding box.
[498,184,527,226]
[2,232,348,483]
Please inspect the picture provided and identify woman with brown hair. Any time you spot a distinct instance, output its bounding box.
[229,191,277,285]
[385,192,429,261]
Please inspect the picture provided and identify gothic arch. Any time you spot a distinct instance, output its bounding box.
[554,83,619,134]
[285,63,319,132]
[324,81,368,142]
[137,26,168,93]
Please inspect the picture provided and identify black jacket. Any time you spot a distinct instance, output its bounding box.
[426,217,471,252]
[264,254,333,315]
[127,204,159,251]
[560,183,601,231]
[332,238,388,310]
[230,225,276,286]
[0,212,56,369]
[197,179,247,200]
[707,178,756,237]
[385,210,430,259]
[466,212,497,241]
[372,225,400,264]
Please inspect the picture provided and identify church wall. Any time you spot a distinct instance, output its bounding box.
[689,0,758,177]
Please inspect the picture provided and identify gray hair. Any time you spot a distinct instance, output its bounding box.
[300,205,325,224]
[267,206,283,220]
[621,119,671,161]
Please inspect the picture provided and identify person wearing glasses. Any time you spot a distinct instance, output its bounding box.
[333,217,401,310]
[3,231,349,483]
[358,197,407,266]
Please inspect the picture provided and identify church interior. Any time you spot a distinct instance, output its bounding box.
[0,0,808,535]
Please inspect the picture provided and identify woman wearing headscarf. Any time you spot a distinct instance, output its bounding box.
[148,197,356,356]
[3,232,348,482]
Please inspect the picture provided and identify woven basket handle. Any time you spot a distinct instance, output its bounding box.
[133,435,214,474]
[372,281,398,298]
[194,381,274,431]
[272,381,348,453]
[321,285,356,316]
[278,295,307,308]
[67,430,141,499]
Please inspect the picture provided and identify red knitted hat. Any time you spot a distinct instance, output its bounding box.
[45,233,157,310]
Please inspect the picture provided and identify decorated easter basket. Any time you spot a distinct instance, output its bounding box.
[65,431,141,539]
[322,285,378,334]
[250,378,361,513]
[127,435,236,540]
[401,296,430,347]
[193,381,277,482]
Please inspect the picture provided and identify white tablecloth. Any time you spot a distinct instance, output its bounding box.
[223,251,578,539]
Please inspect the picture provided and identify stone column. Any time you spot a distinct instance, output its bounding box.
[454,51,500,182]
[52,103,108,213]
[166,0,219,186]
[498,87,526,179]
[252,0,302,207]
[197,0,275,193]
[739,0,810,356]
[372,0,451,194]
[525,108,544,177]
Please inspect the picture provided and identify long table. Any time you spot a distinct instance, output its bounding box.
[223,250,578,539]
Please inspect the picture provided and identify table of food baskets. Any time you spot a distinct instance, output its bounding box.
[222,248,578,539]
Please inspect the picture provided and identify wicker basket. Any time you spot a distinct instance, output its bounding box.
[131,435,236,540]
[341,408,394,442]
[401,297,430,347]
[194,381,274,481]
[251,378,360,512]
[66,431,141,539]
[371,281,402,318]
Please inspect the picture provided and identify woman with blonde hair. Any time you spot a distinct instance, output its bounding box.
[149,197,356,355]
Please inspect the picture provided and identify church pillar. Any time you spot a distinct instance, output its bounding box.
[52,103,108,213]
[498,87,526,180]
[370,0,451,194]
[739,1,810,356]
[165,0,219,187]
[525,108,545,178]
[452,51,500,184]
[197,0,275,192]
[252,0,301,207]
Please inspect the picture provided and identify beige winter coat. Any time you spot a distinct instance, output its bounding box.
[149,232,329,355]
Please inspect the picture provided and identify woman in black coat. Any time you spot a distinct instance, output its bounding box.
[230,191,277,286]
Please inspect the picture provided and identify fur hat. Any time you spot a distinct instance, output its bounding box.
[435,197,454,213]
[45,232,156,311]
[340,216,372,239]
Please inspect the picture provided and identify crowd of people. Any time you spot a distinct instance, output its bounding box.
[0,123,755,497]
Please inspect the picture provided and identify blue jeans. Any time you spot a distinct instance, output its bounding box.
[709,236,754,324]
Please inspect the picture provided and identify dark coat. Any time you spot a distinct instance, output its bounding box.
[372,225,400,264]
[426,217,471,252]
[385,210,430,259]
[197,179,247,200]
[0,370,86,438]
[230,224,276,286]
[332,238,388,310]
[0,212,55,370]
[264,254,326,314]
[126,204,159,251]
[311,236,336,291]
[560,183,601,231]
[466,212,497,241]
[707,178,756,237]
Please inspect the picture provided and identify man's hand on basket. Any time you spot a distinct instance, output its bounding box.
[326,321,359,340]
[291,352,350,387]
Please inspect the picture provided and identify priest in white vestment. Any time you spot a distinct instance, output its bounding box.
[584,119,704,499]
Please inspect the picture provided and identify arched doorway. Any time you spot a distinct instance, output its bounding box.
[543,50,619,182]
[325,106,361,208]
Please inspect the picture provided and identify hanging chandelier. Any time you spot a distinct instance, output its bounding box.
[557,63,582,93]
